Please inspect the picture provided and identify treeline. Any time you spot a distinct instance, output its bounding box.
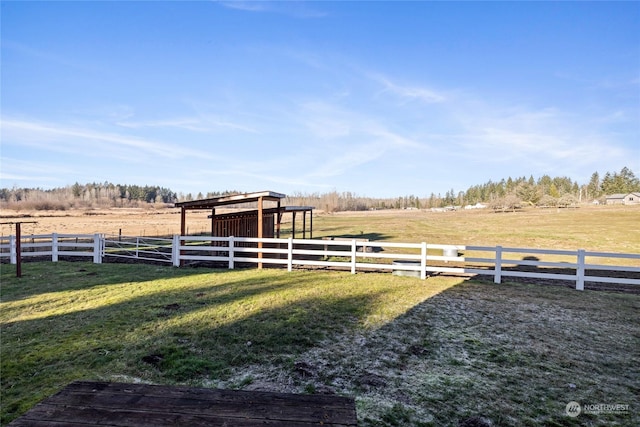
[286,167,640,212]
[1,167,638,212]
[0,182,179,210]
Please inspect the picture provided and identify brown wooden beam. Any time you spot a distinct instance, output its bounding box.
[302,211,307,239]
[276,200,281,238]
[257,196,263,269]
[292,211,296,239]
[180,207,186,267]
[180,207,186,236]
[16,222,22,278]
[210,208,216,235]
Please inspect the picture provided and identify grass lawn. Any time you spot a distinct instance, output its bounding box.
[307,205,640,253]
[2,261,638,426]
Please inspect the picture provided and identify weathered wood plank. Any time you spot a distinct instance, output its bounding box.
[8,381,358,427]
[12,404,352,427]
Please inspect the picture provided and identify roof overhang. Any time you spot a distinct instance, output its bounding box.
[175,191,286,210]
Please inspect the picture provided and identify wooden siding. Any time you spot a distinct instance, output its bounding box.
[212,211,275,238]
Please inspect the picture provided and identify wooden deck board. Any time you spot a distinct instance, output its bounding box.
[8,381,358,426]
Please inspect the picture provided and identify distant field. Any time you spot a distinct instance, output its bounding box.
[2,204,638,253]
[313,205,640,253]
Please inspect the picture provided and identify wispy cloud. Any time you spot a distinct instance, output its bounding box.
[116,116,258,133]
[2,39,96,72]
[0,157,72,186]
[371,74,447,104]
[216,1,327,18]
[1,118,216,161]
[445,103,632,178]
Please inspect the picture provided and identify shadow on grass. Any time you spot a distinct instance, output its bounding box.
[329,232,391,241]
[288,279,640,426]
[0,261,229,303]
[0,267,400,424]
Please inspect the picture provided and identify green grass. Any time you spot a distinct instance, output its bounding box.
[0,262,456,425]
[308,205,640,253]
[2,261,638,426]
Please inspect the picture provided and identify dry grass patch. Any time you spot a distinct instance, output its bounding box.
[315,205,640,253]
[224,280,639,426]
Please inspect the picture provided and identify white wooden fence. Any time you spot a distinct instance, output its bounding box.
[0,233,103,264]
[1,233,639,290]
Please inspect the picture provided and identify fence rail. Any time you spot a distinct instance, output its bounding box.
[103,235,173,263]
[0,233,102,264]
[1,233,638,290]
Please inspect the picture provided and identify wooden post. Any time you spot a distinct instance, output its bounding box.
[180,208,186,236]
[52,233,59,262]
[351,239,357,274]
[310,209,313,239]
[9,235,16,264]
[257,197,263,269]
[302,211,307,239]
[420,242,427,280]
[180,207,186,267]
[576,249,585,291]
[228,236,235,270]
[292,211,297,239]
[172,235,180,267]
[276,201,281,238]
[16,222,22,278]
[93,233,102,264]
[494,246,502,284]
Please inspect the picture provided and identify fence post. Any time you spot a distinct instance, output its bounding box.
[93,234,102,264]
[287,237,293,272]
[228,236,235,270]
[576,249,585,291]
[421,242,427,280]
[52,233,58,262]
[351,240,357,274]
[10,235,16,264]
[494,246,502,284]
[172,235,180,267]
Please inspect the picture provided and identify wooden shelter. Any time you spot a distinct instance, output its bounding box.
[175,191,314,239]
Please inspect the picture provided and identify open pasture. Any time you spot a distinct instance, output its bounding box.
[1,204,638,254]
[1,205,639,426]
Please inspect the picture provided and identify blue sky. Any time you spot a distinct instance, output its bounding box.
[1,1,639,198]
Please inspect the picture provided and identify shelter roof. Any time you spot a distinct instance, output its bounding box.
[175,191,286,210]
